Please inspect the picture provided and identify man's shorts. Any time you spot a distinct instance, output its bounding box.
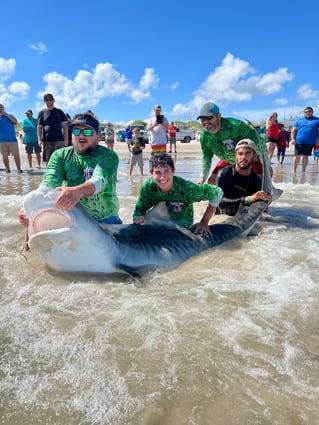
[169,137,176,145]
[294,144,314,156]
[0,141,20,157]
[151,144,167,153]
[43,141,64,162]
[25,142,42,154]
[99,215,122,224]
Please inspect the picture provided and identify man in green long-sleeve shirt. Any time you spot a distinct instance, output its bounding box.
[133,153,223,237]
[19,112,122,228]
[196,102,271,184]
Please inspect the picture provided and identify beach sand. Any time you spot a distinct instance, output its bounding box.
[14,138,319,186]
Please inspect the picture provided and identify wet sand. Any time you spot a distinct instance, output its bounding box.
[112,140,319,186]
[5,139,319,186]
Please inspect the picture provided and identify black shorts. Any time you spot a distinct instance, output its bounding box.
[265,135,278,144]
[25,142,41,154]
[43,141,64,162]
[294,144,314,156]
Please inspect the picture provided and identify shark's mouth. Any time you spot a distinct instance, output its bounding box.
[30,208,74,236]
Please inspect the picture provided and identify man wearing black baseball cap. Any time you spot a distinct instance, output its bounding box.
[37,93,68,164]
[196,101,271,184]
[21,109,42,169]
[19,112,122,229]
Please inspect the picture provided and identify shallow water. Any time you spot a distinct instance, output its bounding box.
[1,152,319,425]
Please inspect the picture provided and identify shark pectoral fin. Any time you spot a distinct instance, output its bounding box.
[272,186,283,201]
[114,263,142,278]
[144,201,175,226]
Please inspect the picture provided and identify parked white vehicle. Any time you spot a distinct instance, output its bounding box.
[175,128,196,143]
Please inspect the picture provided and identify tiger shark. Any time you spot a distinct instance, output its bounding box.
[22,145,281,277]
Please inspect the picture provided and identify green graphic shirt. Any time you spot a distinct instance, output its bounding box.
[40,145,120,222]
[133,175,223,229]
[200,117,268,180]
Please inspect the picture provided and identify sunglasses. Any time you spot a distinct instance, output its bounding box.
[200,115,216,122]
[45,98,53,101]
[72,128,95,137]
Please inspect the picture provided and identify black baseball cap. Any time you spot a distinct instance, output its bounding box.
[70,115,99,133]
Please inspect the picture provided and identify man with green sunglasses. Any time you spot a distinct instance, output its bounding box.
[22,112,122,225]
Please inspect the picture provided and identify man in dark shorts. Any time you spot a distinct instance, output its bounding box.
[21,109,41,169]
[37,93,68,164]
[290,106,319,173]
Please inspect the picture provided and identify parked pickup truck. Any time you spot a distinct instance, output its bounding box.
[175,128,196,143]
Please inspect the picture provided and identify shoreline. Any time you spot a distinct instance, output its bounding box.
[13,139,319,186]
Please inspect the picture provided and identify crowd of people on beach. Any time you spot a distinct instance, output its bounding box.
[1,95,318,235]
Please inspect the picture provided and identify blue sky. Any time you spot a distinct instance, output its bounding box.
[1,0,318,126]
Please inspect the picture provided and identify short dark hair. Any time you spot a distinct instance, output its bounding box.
[43,93,54,101]
[149,153,175,172]
[304,106,313,113]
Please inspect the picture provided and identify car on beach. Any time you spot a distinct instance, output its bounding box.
[98,126,106,141]
[175,128,196,143]
[116,128,149,144]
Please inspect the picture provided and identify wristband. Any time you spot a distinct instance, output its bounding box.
[247,196,251,205]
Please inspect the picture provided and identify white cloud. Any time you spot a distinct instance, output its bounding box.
[0,81,30,106]
[296,83,319,100]
[9,81,30,95]
[38,63,159,111]
[28,42,48,55]
[172,52,294,118]
[129,68,159,104]
[139,68,159,91]
[0,57,30,106]
[0,58,16,80]
[274,98,289,106]
[170,82,179,90]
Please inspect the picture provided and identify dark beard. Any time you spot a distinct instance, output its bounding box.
[239,163,251,170]
[76,146,97,155]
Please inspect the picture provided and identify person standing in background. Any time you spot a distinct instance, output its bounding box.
[277,123,290,164]
[313,137,319,163]
[0,103,22,173]
[65,113,73,146]
[105,122,115,150]
[37,93,68,164]
[125,124,133,152]
[265,112,279,162]
[129,127,145,176]
[21,110,41,169]
[168,121,178,154]
[290,106,319,173]
[146,104,169,154]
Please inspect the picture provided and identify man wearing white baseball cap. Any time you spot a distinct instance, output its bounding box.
[216,139,272,216]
